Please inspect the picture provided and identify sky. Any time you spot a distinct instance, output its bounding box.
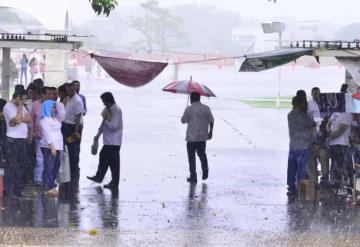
[1,0,360,29]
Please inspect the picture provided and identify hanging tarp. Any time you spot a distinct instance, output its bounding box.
[92,54,168,88]
[239,48,314,72]
[336,57,360,86]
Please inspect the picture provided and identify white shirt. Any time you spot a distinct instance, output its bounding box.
[181,102,214,142]
[25,99,34,114]
[4,102,28,139]
[40,117,63,150]
[329,112,352,146]
[64,94,84,125]
[56,102,65,122]
[98,104,123,147]
[308,99,320,119]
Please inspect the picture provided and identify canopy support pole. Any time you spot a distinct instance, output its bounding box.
[1,47,11,101]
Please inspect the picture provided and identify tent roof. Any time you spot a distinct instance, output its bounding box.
[239,48,314,72]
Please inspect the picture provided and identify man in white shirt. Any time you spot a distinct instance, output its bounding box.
[62,83,84,185]
[87,92,123,189]
[3,89,31,197]
[72,80,87,115]
[181,92,214,183]
[308,87,320,119]
[307,87,329,182]
[327,112,352,181]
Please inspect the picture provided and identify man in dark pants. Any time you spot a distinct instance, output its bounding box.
[87,92,123,189]
[62,83,84,186]
[181,92,214,183]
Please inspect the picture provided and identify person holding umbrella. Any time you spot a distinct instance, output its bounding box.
[181,92,214,183]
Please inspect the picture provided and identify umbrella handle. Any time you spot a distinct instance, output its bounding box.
[187,93,190,106]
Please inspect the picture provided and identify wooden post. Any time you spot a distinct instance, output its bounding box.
[1,47,10,100]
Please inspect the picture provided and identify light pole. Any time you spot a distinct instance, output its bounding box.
[261,22,286,107]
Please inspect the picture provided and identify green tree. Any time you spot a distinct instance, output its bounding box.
[128,0,188,53]
[89,0,276,17]
[89,0,118,16]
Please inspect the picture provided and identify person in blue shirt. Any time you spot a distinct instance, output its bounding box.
[20,54,28,85]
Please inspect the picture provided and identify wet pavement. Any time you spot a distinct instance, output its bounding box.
[1,66,360,246]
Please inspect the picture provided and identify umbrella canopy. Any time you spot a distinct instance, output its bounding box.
[162,76,216,97]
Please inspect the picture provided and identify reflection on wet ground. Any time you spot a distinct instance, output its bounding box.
[0,185,119,229]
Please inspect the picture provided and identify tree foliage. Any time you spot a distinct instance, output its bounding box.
[128,0,188,53]
[89,0,118,16]
[88,0,276,17]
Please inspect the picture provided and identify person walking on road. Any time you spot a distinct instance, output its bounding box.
[181,92,214,184]
[20,54,28,86]
[87,92,123,189]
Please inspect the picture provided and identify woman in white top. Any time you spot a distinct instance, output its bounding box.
[40,99,63,196]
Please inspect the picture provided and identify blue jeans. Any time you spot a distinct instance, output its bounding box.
[20,67,27,85]
[41,148,61,191]
[287,148,310,192]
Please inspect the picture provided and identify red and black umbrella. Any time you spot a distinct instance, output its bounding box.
[162,76,216,97]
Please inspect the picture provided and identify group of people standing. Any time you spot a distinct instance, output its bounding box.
[0,79,84,197]
[0,77,123,198]
[287,85,359,196]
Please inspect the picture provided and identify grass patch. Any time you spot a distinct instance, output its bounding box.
[240,98,292,109]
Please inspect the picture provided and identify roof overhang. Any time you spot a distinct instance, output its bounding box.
[0,40,82,50]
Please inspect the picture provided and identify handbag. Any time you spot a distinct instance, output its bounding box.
[91,137,99,155]
[57,145,71,184]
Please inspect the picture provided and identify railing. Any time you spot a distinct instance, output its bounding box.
[287,40,360,50]
[0,32,88,42]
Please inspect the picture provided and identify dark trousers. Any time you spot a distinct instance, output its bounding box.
[287,148,310,192]
[5,137,27,196]
[187,141,208,179]
[41,148,61,191]
[0,135,6,167]
[61,123,82,183]
[329,145,349,180]
[24,139,35,185]
[95,145,120,186]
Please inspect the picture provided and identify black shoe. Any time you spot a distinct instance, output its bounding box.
[104,183,118,189]
[33,183,43,188]
[14,191,24,198]
[287,190,297,196]
[320,176,329,181]
[187,177,197,184]
[87,176,101,183]
[202,170,208,180]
